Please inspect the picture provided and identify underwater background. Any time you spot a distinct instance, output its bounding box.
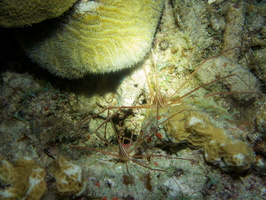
[0,0,265,199]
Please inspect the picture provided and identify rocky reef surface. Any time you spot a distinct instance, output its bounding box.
[0,0,265,199]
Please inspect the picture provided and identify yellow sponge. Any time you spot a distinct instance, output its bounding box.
[0,158,47,200]
[0,0,77,27]
[148,105,254,172]
[50,157,85,195]
[26,0,164,78]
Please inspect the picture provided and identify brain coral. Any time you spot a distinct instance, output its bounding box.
[25,0,164,79]
[0,0,77,28]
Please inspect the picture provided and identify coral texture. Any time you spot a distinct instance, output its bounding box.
[0,158,47,200]
[0,0,77,28]
[26,0,164,78]
[196,56,261,102]
[148,104,254,172]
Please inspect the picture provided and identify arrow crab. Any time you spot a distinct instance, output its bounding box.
[72,45,261,199]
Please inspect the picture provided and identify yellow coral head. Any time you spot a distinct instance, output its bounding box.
[0,0,77,28]
[26,0,164,79]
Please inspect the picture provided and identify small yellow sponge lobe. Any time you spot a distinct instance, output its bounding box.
[0,158,47,200]
[26,0,164,78]
[50,157,85,195]
[0,0,77,27]
[157,105,254,172]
